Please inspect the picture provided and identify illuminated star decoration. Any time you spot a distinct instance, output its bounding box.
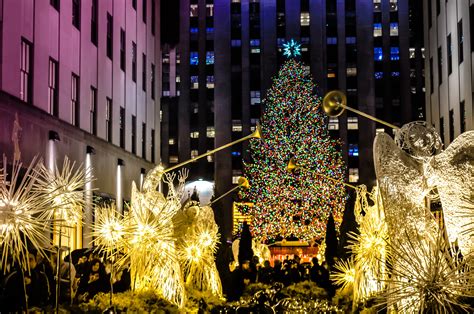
[283,39,302,58]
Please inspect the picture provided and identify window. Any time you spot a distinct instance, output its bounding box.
[346,37,356,44]
[328,117,339,130]
[192,102,199,114]
[346,67,357,77]
[72,0,81,29]
[349,168,359,183]
[250,90,260,105]
[232,120,242,132]
[458,20,463,64]
[438,46,442,85]
[142,0,147,23]
[206,51,214,65]
[190,4,198,17]
[375,72,383,79]
[132,42,137,82]
[190,131,199,138]
[48,58,59,117]
[250,39,260,47]
[191,76,199,89]
[107,13,113,59]
[191,150,199,158]
[374,47,383,61]
[131,115,137,154]
[151,64,155,99]
[142,122,146,158]
[391,71,400,77]
[449,109,454,142]
[20,38,32,104]
[373,23,382,37]
[390,23,398,36]
[447,34,452,75]
[120,107,125,148]
[300,12,310,26]
[460,100,466,133]
[151,0,156,35]
[120,29,126,71]
[206,75,214,89]
[348,144,359,157]
[91,0,98,46]
[90,86,97,135]
[169,138,175,145]
[390,47,399,61]
[190,27,198,34]
[142,53,147,91]
[327,37,337,44]
[50,0,60,11]
[206,126,215,138]
[169,156,178,163]
[151,129,155,163]
[190,52,199,65]
[409,47,416,59]
[231,39,242,47]
[71,74,80,126]
[106,98,112,142]
[206,4,214,16]
[389,0,397,11]
[348,117,358,130]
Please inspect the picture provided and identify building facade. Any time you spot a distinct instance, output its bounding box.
[161,0,425,241]
[0,0,161,247]
[423,0,474,145]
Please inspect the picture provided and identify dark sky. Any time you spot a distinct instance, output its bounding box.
[161,1,180,45]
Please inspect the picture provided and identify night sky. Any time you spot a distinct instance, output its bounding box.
[161,1,180,45]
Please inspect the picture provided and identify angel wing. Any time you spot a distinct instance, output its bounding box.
[373,133,438,242]
[426,130,474,255]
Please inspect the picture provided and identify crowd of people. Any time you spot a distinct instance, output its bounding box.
[222,255,334,301]
[0,248,130,312]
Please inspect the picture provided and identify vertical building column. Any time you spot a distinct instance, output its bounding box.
[356,0,376,185]
[83,145,95,248]
[214,0,233,242]
[116,158,124,213]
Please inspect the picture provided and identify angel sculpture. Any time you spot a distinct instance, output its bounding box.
[174,201,222,296]
[122,166,186,307]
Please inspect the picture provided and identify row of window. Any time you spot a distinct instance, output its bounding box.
[328,117,359,130]
[51,0,155,34]
[20,39,155,161]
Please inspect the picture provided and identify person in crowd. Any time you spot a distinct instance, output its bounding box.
[0,259,27,312]
[24,250,51,309]
[112,259,131,293]
[257,260,274,284]
[273,259,283,283]
[50,249,76,305]
[75,258,109,302]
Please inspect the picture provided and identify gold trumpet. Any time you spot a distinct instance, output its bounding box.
[210,176,250,205]
[164,124,262,173]
[287,157,356,189]
[322,90,400,130]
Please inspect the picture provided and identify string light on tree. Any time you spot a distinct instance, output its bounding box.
[240,59,347,241]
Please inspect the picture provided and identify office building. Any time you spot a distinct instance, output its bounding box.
[0,0,161,247]
[423,0,473,145]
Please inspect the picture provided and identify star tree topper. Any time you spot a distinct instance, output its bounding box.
[283,39,302,58]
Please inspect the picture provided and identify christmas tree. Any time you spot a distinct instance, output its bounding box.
[240,59,347,241]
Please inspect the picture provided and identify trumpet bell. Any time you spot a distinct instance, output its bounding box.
[322,90,346,117]
[238,177,250,189]
[252,123,262,139]
[287,158,298,172]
